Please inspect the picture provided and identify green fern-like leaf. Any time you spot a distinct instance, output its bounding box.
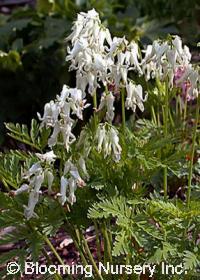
[88,196,131,220]
[112,230,129,256]
[5,121,43,151]
[183,251,200,271]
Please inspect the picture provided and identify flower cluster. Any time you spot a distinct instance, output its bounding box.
[58,157,88,206]
[14,151,89,219]
[95,124,122,162]
[98,91,115,122]
[142,36,199,99]
[14,151,56,219]
[66,9,112,95]
[38,85,90,151]
[66,9,146,116]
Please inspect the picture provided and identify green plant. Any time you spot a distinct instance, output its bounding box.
[0,9,199,280]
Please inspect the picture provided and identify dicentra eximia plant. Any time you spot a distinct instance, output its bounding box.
[15,9,199,219]
[0,9,199,280]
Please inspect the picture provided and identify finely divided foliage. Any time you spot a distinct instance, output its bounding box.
[0,9,199,280]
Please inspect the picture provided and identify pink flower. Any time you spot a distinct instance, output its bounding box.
[174,67,194,101]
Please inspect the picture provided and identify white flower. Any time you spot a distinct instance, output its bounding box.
[67,178,77,205]
[76,73,89,94]
[166,49,177,70]
[78,157,89,180]
[66,38,88,61]
[172,36,183,56]
[66,9,113,95]
[153,41,169,62]
[98,91,115,122]
[48,122,61,147]
[188,69,199,97]
[70,168,86,187]
[64,160,86,187]
[129,41,143,75]
[99,27,112,49]
[108,127,122,162]
[14,184,30,195]
[38,85,89,150]
[60,122,76,151]
[36,151,56,164]
[105,92,115,122]
[95,124,122,162]
[23,162,42,180]
[57,159,86,206]
[24,190,40,220]
[58,176,68,205]
[142,44,153,63]
[66,9,101,48]
[108,37,127,56]
[31,173,44,193]
[125,82,147,112]
[96,124,106,153]
[87,72,97,95]
[175,65,199,97]
[182,46,191,64]
[37,100,60,128]
[67,88,90,120]
[17,163,43,220]
[142,36,193,87]
[46,170,54,195]
[57,84,70,105]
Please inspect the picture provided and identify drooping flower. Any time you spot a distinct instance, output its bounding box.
[35,151,56,164]
[20,162,45,219]
[108,38,143,87]
[66,9,113,95]
[98,91,115,123]
[45,170,54,195]
[38,85,90,150]
[13,184,29,195]
[174,65,199,100]
[57,159,86,206]
[125,82,147,112]
[24,190,40,220]
[14,155,56,219]
[78,157,89,180]
[58,176,68,206]
[67,178,77,205]
[108,127,122,162]
[141,36,195,90]
[38,100,60,128]
[95,124,122,162]
[96,124,106,153]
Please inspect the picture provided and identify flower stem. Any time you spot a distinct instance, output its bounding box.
[42,235,63,265]
[121,87,126,132]
[183,96,188,124]
[102,221,113,264]
[93,91,98,130]
[63,219,89,267]
[93,220,102,262]
[80,230,104,280]
[187,95,200,208]
[41,234,73,280]
[42,248,62,280]
[73,227,89,266]
[163,83,169,200]
[151,105,157,125]
[27,223,66,280]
